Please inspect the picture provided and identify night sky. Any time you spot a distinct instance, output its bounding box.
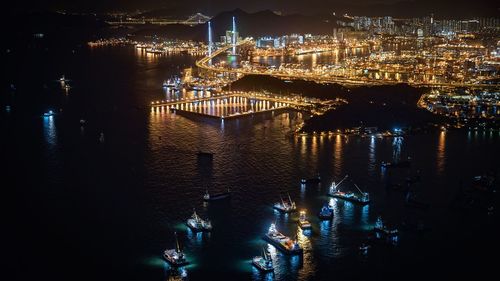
[7,0,500,17]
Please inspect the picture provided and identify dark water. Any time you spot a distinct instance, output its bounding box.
[4,46,499,281]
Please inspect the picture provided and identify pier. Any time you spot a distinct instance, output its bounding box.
[150,91,338,119]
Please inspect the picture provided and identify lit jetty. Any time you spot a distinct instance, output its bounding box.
[263,223,303,255]
[328,175,370,205]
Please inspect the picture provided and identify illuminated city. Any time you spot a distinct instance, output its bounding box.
[4,1,499,281]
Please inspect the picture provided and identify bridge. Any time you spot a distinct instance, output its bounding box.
[106,13,211,26]
[150,91,338,119]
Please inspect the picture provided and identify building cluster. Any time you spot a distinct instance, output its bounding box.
[255,34,305,48]
[340,16,500,37]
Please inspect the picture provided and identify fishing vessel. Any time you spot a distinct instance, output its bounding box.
[263,223,302,255]
[297,210,312,230]
[273,193,297,213]
[43,110,54,117]
[163,77,181,89]
[373,216,398,237]
[186,209,212,232]
[301,174,321,185]
[328,175,370,204]
[163,232,189,267]
[252,248,274,272]
[318,204,333,220]
[203,189,231,202]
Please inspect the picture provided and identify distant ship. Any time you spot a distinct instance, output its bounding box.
[328,175,370,205]
[381,156,412,168]
[373,216,398,238]
[203,189,231,202]
[43,110,54,117]
[301,174,321,185]
[263,223,302,255]
[163,232,189,267]
[186,209,212,232]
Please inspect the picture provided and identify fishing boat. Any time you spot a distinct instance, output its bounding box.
[186,209,212,232]
[203,189,231,202]
[163,77,181,89]
[373,216,398,237]
[163,232,189,267]
[297,210,312,230]
[318,204,333,220]
[263,223,302,255]
[328,175,370,205]
[59,75,68,82]
[301,174,321,185]
[43,110,54,117]
[252,248,274,272]
[273,193,297,213]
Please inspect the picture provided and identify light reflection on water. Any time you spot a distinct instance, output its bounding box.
[437,131,446,175]
[43,115,57,148]
[141,106,498,281]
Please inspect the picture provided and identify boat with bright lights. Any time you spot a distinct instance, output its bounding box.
[328,175,370,205]
[163,232,189,267]
[252,248,274,272]
[163,77,181,89]
[297,210,312,230]
[373,216,398,237]
[43,110,55,117]
[318,204,333,220]
[186,209,212,232]
[203,189,231,202]
[59,75,68,82]
[301,175,321,185]
[273,193,297,213]
[263,223,302,255]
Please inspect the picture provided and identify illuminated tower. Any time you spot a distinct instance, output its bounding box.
[208,21,213,57]
[232,16,236,55]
